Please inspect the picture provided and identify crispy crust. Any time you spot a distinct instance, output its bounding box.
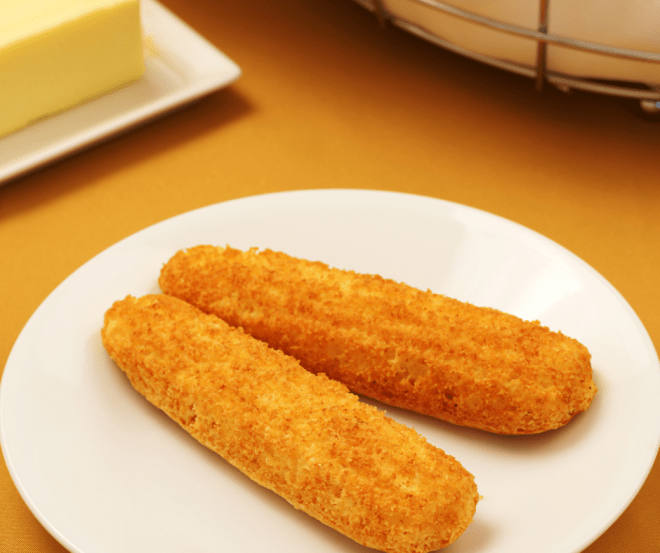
[159,245,597,435]
[102,294,479,553]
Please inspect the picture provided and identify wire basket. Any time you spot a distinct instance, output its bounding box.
[354,0,660,116]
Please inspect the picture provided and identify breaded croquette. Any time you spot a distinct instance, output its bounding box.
[159,245,597,435]
[101,294,479,553]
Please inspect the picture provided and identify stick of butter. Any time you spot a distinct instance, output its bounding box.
[0,0,144,138]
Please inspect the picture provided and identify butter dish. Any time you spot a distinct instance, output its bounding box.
[0,0,241,185]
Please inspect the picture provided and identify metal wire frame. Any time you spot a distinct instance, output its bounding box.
[357,0,660,110]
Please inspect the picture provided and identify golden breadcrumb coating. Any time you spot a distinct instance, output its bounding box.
[102,294,479,553]
[159,245,597,435]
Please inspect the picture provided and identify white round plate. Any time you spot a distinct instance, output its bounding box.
[2,189,659,553]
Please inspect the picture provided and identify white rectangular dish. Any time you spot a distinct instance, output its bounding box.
[0,0,241,185]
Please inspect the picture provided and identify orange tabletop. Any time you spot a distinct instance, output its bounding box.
[1,1,659,552]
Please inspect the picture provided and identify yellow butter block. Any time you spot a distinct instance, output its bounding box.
[0,0,144,138]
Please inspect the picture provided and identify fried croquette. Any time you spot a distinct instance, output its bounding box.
[159,245,597,435]
[101,294,479,553]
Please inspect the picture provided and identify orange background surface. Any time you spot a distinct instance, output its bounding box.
[1,1,659,552]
